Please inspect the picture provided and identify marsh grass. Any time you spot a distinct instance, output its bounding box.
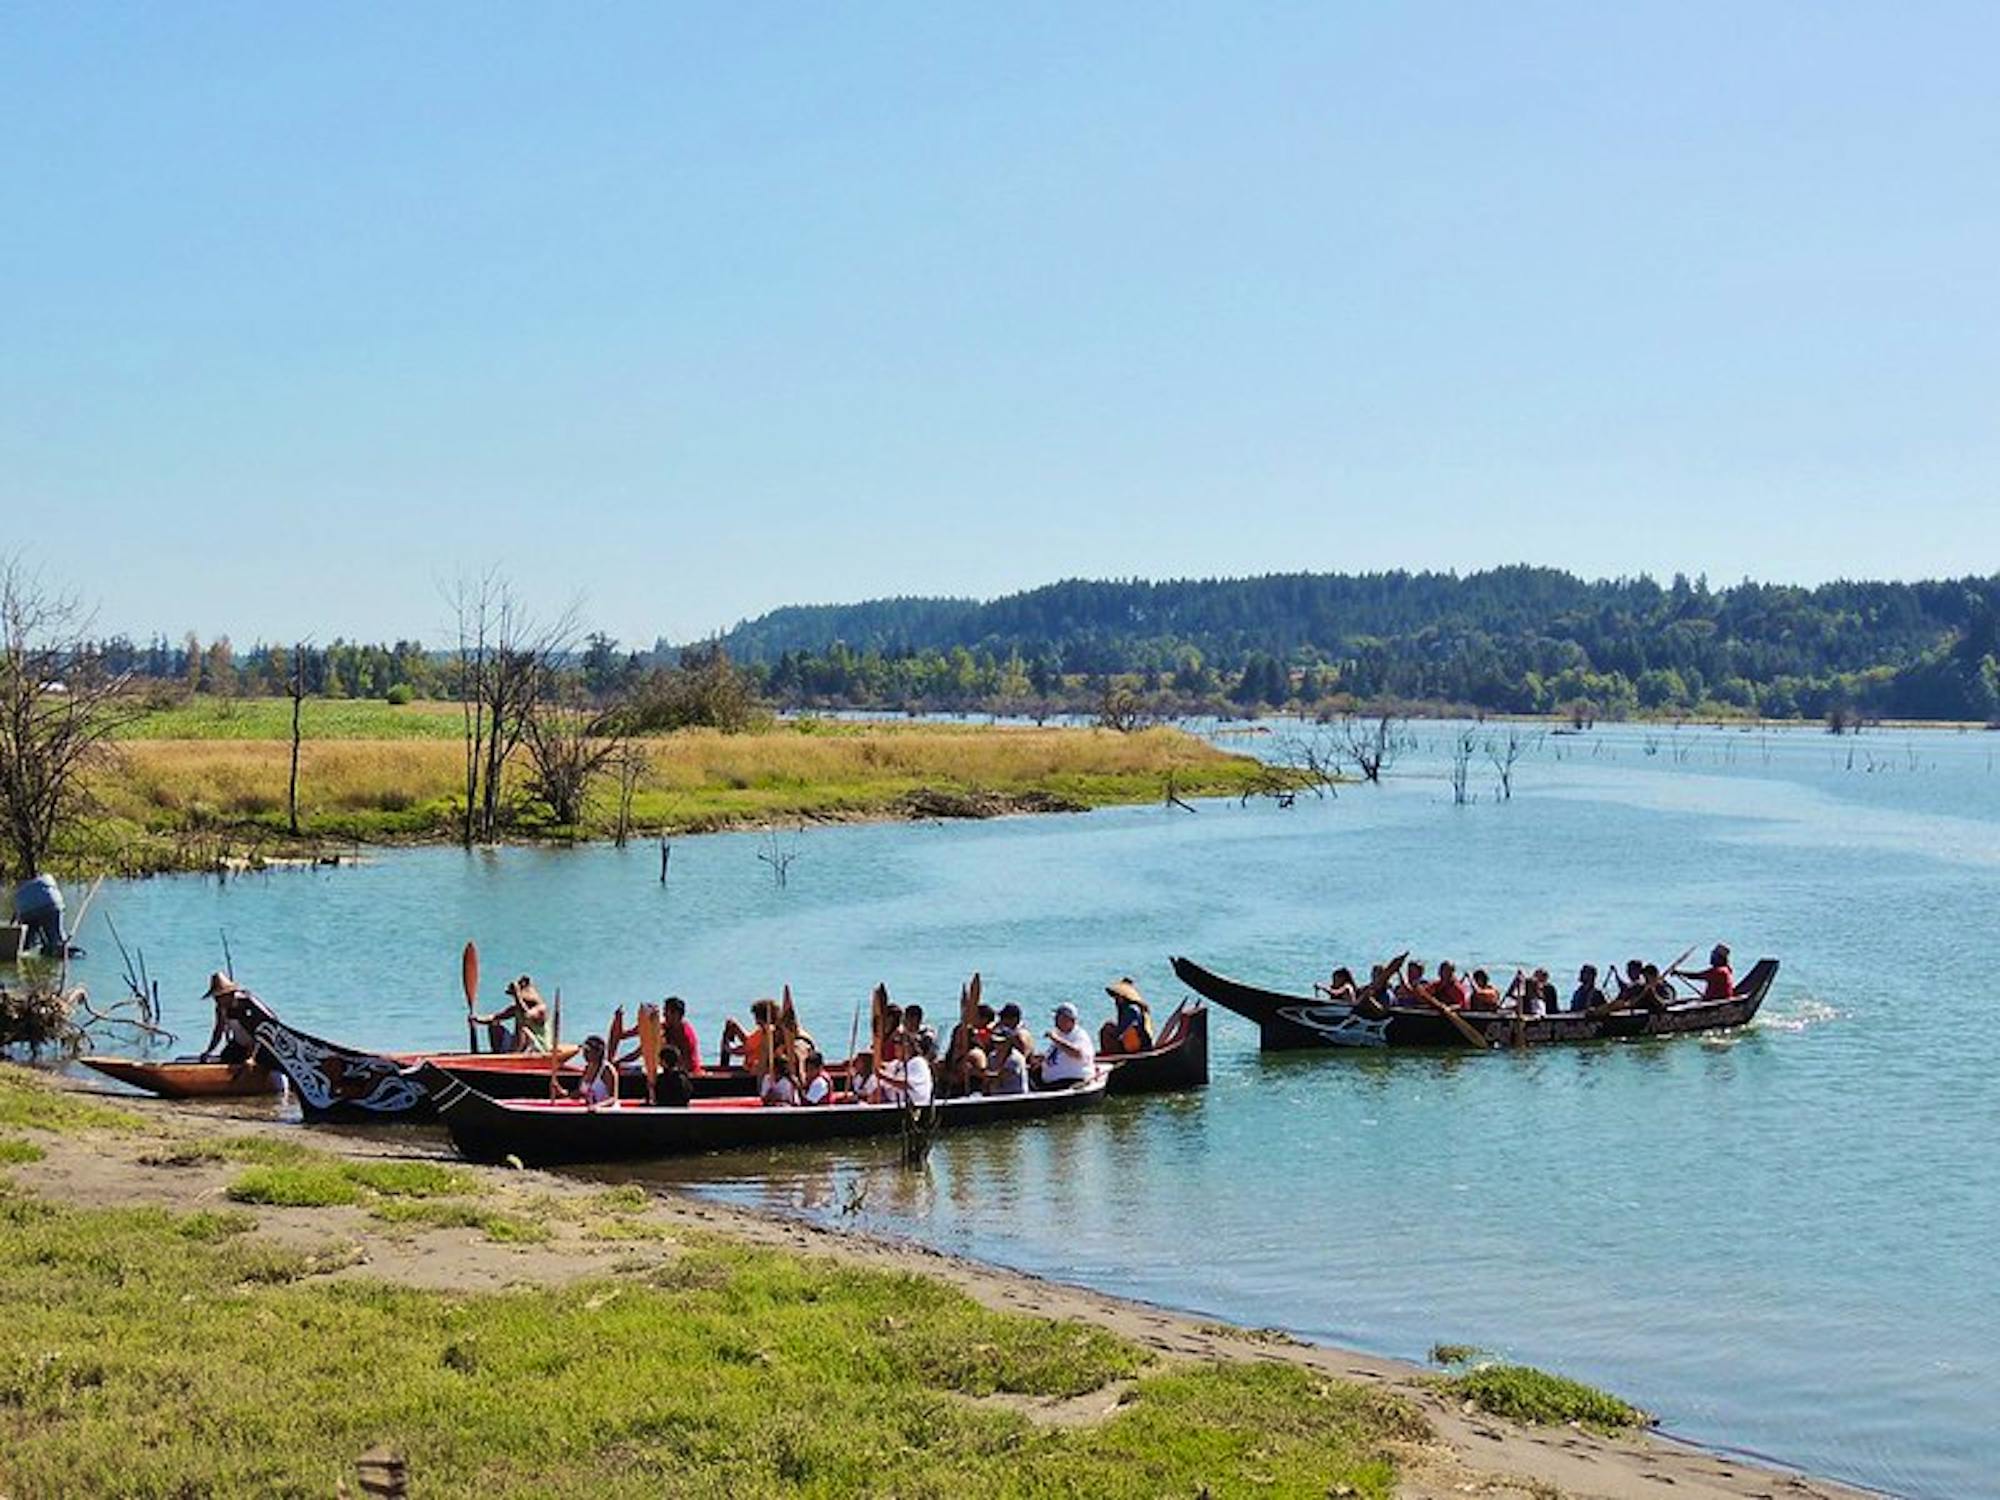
[0,1138,45,1164]
[0,1186,1420,1498]
[87,721,1261,863]
[1438,1363,1649,1431]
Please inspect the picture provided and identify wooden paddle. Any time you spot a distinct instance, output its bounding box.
[1419,987,1493,1049]
[637,1002,662,1106]
[548,989,563,1101]
[461,942,479,1053]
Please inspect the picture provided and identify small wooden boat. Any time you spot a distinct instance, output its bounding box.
[421,1063,1112,1166]
[79,1055,280,1100]
[1170,956,1778,1051]
[1100,1001,1208,1094]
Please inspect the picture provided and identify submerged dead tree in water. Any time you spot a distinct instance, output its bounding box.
[1340,712,1402,784]
[0,560,141,878]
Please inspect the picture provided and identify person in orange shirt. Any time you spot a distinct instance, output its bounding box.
[1674,944,1736,1000]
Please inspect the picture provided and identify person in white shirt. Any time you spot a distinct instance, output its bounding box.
[875,1033,934,1107]
[798,1052,834,1106]
[1038,1002,1095,1087]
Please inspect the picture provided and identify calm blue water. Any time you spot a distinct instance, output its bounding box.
[61,722,2000,1498]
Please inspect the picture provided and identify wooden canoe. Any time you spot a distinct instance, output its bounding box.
[79,1056,280,1099]
[1170,956,1779,1052]
[421,1062,1112,1166]
[80,1044,572,1107]
[1100,1001,1209,1094]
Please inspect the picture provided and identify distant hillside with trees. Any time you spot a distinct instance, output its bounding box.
[76,566,2000,725]
[705,567,2000,724]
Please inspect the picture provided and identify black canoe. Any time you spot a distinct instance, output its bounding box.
[1101,1001,1209,1094]
[1169,955,1779,1051]
[248,1005,773,1122]
[420,1063,1112,1166]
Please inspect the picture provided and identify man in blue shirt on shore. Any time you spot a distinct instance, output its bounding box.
[13,873,65,956]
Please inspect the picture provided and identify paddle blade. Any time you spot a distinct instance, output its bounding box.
[461,942,479,1009]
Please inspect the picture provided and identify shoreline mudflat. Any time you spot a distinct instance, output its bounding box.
[4,1072,1875,1500]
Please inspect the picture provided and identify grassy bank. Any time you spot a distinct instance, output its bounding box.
[0,1067,1419,1499]
[75,711,1264,875]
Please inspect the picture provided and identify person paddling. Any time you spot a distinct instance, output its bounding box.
[1037,1002,1096,1088]
[1673,944,1736,1000]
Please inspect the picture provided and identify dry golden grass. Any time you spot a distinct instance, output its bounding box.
[87,723,1260,852]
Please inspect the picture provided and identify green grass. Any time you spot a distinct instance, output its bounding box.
[226,1162,363,1207]
[118,696,464,741]
[0,1138,45,1165]
[1438,1363,1649,1431]
[0,1066,143,1134]
[0,1185,1423,1498]
[226,1151,485,1209]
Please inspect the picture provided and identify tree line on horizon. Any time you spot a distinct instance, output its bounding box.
[77,566,2000,724]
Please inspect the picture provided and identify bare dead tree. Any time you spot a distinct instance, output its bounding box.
[522,679,630,829]
[0,561,142,878]
[1486,724,1541,801]
[610,741,649,848]
[758,828,802,887]
[445,573,579,844]
[446,570,496,849]
[283,640,310,836]
[1340,712,1401,784]
[1448,726,1478,805]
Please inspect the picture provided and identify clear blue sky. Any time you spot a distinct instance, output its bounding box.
[3,3,1994,648]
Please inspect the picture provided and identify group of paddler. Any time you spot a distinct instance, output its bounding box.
[1314,944,1737,1038]
[434,945,1163,1111]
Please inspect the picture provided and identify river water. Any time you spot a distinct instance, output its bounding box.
[65,721,2000,1498]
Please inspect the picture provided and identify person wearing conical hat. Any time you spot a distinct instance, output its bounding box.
[197,971,260,1065]
[1100,977,1154,1055]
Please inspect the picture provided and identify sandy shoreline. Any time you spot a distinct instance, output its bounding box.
[4,1077,1879,1500]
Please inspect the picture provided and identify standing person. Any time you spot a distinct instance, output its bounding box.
[1571,964,1606,1013]
[1673,945,1736,1000]
[472,976,550,1053]
[197,972,262,1063]
[1038,1003,1096,1087]
[13,872,65,957]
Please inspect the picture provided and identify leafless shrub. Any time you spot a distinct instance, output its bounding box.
[0,560,143,877]
[1339,712,1401,784]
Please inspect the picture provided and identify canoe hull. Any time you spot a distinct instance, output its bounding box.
[1170,956,1778,1051]
[79,1056,279,1099]
[1101,1002,1209,1094]
[422,1063,1112,1166]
